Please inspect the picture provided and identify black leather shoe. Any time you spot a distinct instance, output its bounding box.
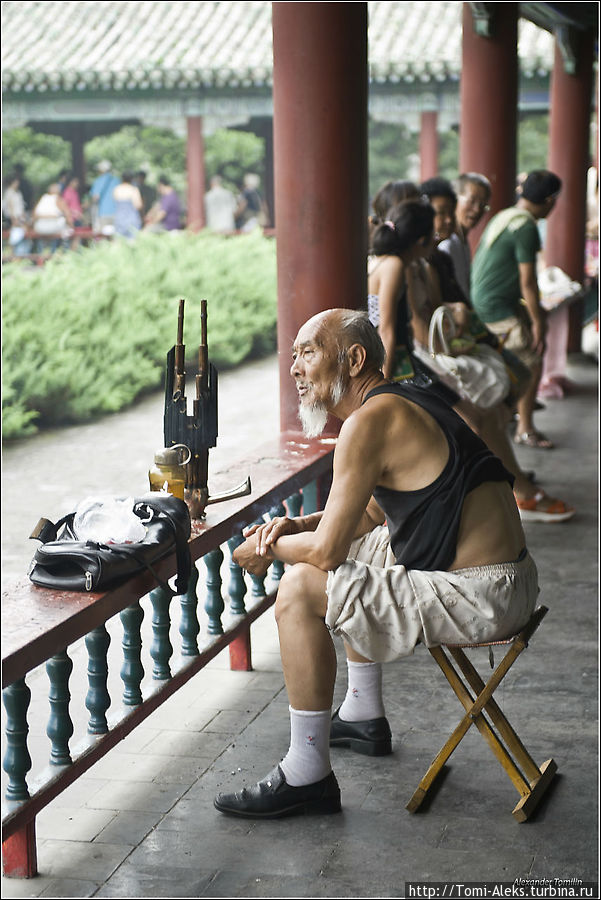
[214,765,341,819]
[329,708,392,756]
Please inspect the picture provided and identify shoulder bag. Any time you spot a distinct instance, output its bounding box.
[423,305,511,409]
[28,494,192,596]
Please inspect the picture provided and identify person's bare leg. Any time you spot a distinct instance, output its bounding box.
[274,562,336,710]
[456,400,536,497]
[214,562,342,815]
[477,406,538,499]
[456,399,571,512]
[516,359,543,437]
[344,642,372,663]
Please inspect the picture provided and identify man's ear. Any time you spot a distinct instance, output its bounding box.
[347,342,367,376]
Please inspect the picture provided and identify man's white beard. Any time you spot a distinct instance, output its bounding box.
[298,374,346,438]
[299,401,329,438]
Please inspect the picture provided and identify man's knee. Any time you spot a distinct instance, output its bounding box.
[275,563,328,625]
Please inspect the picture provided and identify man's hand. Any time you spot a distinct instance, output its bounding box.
[232,517,302,576]
[250,516,301,556]
[232,532,272,577]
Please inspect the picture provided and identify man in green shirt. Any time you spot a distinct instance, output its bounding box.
[471,170,562,450]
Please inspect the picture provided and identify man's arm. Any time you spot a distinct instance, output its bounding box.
[518,261,547,354]
[353,495,386,538]
[235,492,386,577]
[234,409,388,573]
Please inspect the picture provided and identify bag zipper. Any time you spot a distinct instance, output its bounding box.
[85,571,93,591]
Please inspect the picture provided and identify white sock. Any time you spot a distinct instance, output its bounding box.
[337,660,385,722]
[279,707,332,787]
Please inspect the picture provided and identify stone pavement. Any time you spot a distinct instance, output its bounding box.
[1,353,599,898]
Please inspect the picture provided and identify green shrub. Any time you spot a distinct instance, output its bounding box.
[2,230,277,440]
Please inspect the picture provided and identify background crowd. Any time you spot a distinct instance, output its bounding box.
[365,166,599,526]
[2,159,270,255]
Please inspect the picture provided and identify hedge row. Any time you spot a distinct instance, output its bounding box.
[2,230,277,440]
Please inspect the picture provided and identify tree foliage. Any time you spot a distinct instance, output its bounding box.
[517,113,550,175]
[85,125,188,193]
[204,128,265,190]
[2,124,266,205]
[368,120,419,200]
[1,128,72,197]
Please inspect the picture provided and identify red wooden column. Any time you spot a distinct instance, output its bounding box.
[545,33,596,351]
[459,2,518,247]
[272,1,369,433]
[420,111,439,181]
[70,123,86,188]
[3,822,37,879]
[186,115,205,231]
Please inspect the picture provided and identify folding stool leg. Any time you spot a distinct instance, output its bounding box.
[406,645,532,812]
[448,646,557,821]
[407,609,557,822]
[449,647,542,784]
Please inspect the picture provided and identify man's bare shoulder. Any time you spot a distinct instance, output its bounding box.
[335,388,446,491]
[360,389,415,418]
[338,390,415,443]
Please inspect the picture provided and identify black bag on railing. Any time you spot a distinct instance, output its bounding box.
[28,494,192,596]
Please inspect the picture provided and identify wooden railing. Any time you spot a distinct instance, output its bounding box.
[2,226,113,264]
[1,433,334,878]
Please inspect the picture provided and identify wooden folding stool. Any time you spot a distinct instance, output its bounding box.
[406,605,557,822]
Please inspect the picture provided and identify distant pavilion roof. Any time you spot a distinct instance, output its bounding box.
[2,1,556,97]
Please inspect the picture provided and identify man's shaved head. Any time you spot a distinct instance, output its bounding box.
[298,309,385,373]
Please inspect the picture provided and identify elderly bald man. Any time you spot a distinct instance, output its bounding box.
[215,308,538,819]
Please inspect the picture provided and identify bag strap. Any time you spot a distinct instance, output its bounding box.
[30,514,74,544]
[428,305,455,355]
[104,543,177,597]
[134,500,191,594]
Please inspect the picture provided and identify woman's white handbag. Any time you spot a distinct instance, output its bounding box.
[419,305,511,409]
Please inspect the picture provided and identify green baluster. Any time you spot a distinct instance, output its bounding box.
[46,650,73,766]
[228,533,247,615]
[180,562,200,655]
[250,566,267,599]
[301,480,319,515]
[120,601,145,706]
[204,547,225,635]
[85,624,111,733]
[3,679,32,801]
[149,586,173,680]
[286,492,303,518]
[269,503,286,583]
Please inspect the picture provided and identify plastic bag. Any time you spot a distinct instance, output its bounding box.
[73,496,148,544]
[538,266,582,303]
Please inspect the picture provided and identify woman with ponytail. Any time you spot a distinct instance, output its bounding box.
[368,192,458,408]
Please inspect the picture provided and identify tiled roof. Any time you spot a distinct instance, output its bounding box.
[1,1,554,95]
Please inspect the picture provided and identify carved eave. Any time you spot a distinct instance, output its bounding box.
[468,2,498,38]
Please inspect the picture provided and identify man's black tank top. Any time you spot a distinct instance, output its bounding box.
[364,382,514,572]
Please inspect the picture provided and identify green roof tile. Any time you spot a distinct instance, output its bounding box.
[1,1,555,95]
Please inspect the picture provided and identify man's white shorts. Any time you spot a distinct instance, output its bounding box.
[325,525,539,662]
